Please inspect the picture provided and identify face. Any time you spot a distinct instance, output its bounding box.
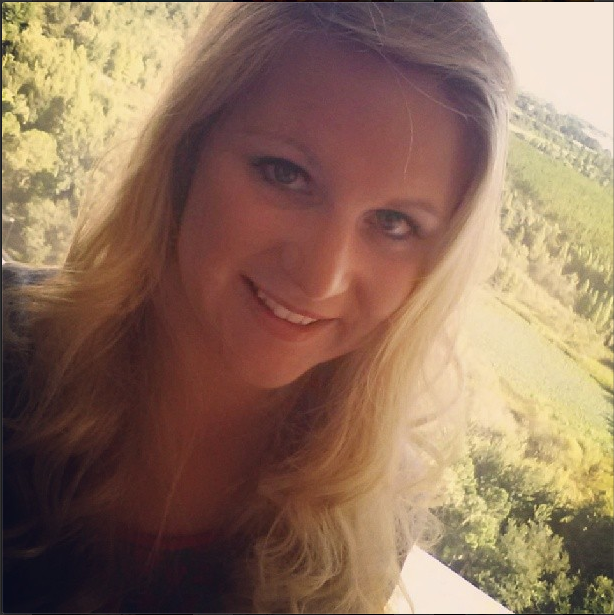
[166,40,473,390]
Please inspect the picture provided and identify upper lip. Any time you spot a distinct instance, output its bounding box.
[246,277,332,321]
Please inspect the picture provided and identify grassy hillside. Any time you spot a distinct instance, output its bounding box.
[507,133,613,257]
[465,289,612,440]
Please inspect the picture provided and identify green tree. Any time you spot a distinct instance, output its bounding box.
[2,1,209,264]
[578,576,614,614]
[474,519,576,614]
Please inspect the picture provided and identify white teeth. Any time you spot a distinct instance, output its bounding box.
[286,312,304,325]
[256,287,318,326]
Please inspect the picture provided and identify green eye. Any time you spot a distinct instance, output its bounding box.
[271,160,299,184]
[374,210,420,240]
[253,157,311,193]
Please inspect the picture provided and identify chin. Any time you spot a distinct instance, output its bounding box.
[240,364,311,391]
[230,347,339,391]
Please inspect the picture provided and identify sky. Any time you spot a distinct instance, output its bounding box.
[485,2,614,139]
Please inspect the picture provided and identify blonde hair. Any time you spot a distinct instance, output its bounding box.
[4,3,514,613]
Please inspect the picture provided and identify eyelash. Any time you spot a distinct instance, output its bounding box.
[373,210,422,241]
[251,156,311,193]
[251,156,421,241]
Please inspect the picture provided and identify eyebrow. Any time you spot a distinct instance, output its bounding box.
[238,129,323,172]
[389,199,443,221]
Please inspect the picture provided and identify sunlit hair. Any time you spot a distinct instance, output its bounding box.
[4,3,514,613]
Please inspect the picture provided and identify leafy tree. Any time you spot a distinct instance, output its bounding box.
[474,519,576,614]
[2,1,209,264]
[577,576,614,614]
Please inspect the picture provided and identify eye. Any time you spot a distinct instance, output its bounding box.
[372,209,421,241]
[252,157,311,193]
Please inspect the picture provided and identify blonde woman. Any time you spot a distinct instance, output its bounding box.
[3,3,514,613]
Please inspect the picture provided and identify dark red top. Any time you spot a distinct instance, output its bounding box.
[102,529,237,613]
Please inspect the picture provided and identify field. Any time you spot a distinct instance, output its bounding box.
[465,288,612,441]
[432,285,614,614]
[507,133,613,257]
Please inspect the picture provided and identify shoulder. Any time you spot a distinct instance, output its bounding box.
[2,261,58,334]
[2,261,57,291]
[2,262,56,421]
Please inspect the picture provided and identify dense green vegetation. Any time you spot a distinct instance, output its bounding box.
[496,179,613,353]
[3,3,613,614]
[432,293,613,613]
[431,93,614,613]
[507,132,613,258]
[2,1,208,263]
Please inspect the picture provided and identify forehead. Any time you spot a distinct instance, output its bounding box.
[220,37,474,212]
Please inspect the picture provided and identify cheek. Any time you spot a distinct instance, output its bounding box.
[340,279,413,359]
[369,244,432,318]
[179,184,246,266]
[362,273,417,332]
[184,164,280,255]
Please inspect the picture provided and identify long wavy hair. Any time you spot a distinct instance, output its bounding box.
[4,3,514,613]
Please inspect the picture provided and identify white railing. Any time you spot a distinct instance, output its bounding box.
[389,547,513,614]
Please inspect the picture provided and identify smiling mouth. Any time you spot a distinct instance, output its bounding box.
[245,278,322,326]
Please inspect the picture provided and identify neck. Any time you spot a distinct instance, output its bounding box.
[117,277,293,536]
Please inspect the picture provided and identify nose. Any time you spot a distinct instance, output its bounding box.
[282,213,356,301]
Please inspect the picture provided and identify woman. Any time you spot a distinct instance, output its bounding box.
[3,3,514,613]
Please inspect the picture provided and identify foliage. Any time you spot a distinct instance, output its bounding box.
[433,413,613,614]
[576,576,614,615]
[507,133,613,259]
[494,181,613,353]
[2,1,208,264]
[513,91,613,189]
